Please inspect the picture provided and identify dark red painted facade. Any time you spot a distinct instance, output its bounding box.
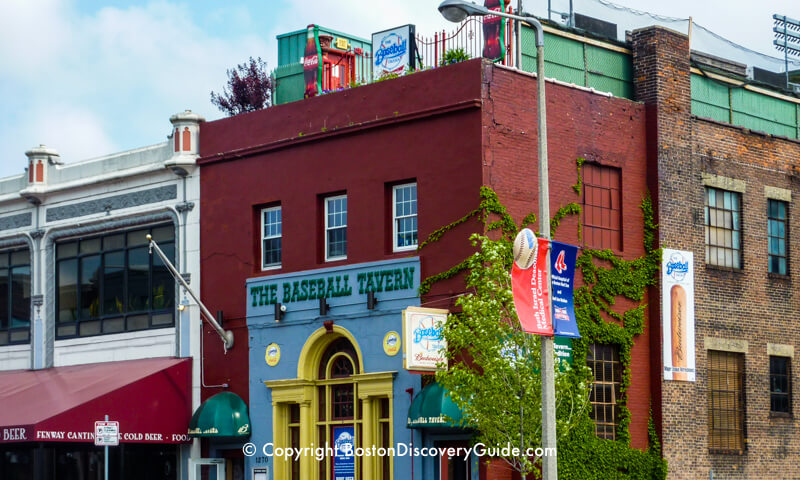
[198,58,652,450]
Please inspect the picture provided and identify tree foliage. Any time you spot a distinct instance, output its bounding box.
[210,56,273,116]
[436,233,589,478]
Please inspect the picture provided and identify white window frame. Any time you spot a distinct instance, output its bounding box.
[393,183,418,252]
[325,195,347,262]
[261,206,282,270]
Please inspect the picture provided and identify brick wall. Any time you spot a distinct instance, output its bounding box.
[633,25,800,479]
[482,64,653,450]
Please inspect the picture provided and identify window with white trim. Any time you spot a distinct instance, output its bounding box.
[262,206,282,269]
[393,183,417,251]
[325,195,347,261]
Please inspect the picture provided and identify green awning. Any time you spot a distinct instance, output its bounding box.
[407,382,465,429]
[188,392,251,441]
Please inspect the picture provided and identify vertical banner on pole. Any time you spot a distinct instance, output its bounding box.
[550,241,580,338]
[662,249,695,381]
[511,237,553,335]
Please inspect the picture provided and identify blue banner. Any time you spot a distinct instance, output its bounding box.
[333,426,355,480]
[550,241,580,338]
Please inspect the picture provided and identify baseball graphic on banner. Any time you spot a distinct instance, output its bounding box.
[513,228,538,270]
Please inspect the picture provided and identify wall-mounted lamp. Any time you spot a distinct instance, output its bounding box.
[324,320,335,333]
[275,303,287,322]
[367,291,378,310]
[319,298,330,316]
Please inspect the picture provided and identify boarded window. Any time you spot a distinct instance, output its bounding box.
[582,163,621,250]
[708,350,746,453]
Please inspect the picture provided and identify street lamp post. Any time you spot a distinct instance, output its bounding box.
[437,2,557,479]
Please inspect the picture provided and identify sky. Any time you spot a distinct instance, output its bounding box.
[0,0,796,180]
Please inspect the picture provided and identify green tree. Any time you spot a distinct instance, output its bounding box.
[436,233,589,479]
[210,56,273,116]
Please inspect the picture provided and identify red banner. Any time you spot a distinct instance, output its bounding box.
[511,237,552,335]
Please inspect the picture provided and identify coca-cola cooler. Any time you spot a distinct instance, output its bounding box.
[274,25,373,104]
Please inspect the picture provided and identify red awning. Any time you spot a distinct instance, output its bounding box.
[0,357,192,444]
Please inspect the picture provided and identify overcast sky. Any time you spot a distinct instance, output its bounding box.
[0,0,796,180]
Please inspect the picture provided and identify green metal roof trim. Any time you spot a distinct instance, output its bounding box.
[691,74,800,139]
[407,382,465,429]
[519,26,634,99]
[188,392,251,441]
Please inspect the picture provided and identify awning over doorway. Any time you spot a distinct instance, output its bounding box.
[188,392,251,442]
[0,357,192,444]
[407,382,465,429]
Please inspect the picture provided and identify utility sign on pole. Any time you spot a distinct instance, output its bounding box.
[94,420,119,446]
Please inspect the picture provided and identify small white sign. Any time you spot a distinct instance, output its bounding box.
[94,421,119,446]
[403,306,448,371]
[372,25,415,80]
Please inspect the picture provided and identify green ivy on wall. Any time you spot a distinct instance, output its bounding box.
[417,186,535,296]
[418,157,666,479]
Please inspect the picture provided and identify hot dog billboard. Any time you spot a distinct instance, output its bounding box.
[662,249,695,381]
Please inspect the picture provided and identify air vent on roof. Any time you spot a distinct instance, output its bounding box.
[574,13,617,39]
[747,66,788,90]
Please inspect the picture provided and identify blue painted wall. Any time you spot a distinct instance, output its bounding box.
[245,258,425,478]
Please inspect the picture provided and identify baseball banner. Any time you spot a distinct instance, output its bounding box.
[550,241,580,338]
[662,249,695,381]
[511,237,552,335]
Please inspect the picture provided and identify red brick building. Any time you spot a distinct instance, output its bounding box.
[196,57,653,479]
[634,26,800,479]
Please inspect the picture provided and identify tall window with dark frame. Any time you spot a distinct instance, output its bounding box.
[55,224,175,339]
[0,249,31,345]
[288,403,301,480]
[767,200,788,275]
[262,206,282,269]
[582,163,621,251]
[769,356,791,415]
[587,343,622,440]
[316,338,361,480]
[325,195,347,261]
[708,350,746,453]
[704,188,742,269]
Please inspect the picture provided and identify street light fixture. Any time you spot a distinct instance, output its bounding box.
[438,2,557,479]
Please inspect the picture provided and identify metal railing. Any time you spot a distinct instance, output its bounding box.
[415,12,516,68]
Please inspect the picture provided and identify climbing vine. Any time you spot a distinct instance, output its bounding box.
[417,187,535,296]
[418,157,666,479]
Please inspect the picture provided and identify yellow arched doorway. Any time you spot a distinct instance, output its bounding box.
[265,325,395,480]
